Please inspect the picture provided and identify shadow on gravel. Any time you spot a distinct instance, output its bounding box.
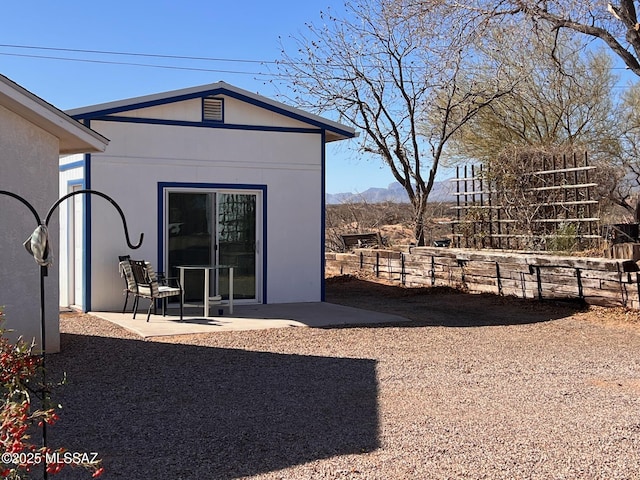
[47,334,378,479]
[325,276,586,328]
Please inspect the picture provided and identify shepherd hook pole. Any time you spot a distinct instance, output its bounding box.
[0,189,142,479]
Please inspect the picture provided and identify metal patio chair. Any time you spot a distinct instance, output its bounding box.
[118,255,135,313]
[128,259,184,322]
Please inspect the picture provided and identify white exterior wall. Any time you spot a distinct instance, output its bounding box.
[0,105,60,352]
[85,118,324,312]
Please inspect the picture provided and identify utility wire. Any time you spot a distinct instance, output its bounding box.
[0,43,276,65]
[0,42,634,71]
[0,43,634,88]
[0,51,284,77]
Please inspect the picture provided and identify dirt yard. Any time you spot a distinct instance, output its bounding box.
[46,275,640,479]
[325,274,640,330]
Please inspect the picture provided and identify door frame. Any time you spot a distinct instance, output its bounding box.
[66,180,85,309]
[157,182,267,304]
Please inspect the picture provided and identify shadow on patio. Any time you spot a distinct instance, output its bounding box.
[46,332,379,479]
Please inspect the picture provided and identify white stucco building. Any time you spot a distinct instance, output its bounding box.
[59,82,355,313]
[0,74,108,352]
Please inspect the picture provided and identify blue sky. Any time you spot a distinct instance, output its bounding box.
[0,0,409,194]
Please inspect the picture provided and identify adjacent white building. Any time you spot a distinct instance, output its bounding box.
[0,74,108,352]
[59,82,355,313]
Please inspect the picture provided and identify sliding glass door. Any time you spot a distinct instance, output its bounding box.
[167,190,260,303]
[216,193,257,300]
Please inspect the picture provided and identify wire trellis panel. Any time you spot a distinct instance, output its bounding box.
[450,151,600,251]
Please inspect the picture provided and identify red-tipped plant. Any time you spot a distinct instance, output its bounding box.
[0,309,103,478]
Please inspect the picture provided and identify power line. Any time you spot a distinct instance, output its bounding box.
[0,51,283,77]
[0,43,277,65]
[0,43,635,88]
[0,42,635,71]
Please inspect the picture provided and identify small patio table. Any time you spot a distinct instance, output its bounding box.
[176,265,234,316]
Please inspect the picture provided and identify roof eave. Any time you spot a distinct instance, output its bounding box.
[326,130,357,143]
[0,74,109,154]
[67,81,356,143]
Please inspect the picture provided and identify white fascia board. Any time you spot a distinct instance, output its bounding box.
[0,74,109,154]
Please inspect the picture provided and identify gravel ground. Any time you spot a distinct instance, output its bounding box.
[45,276,640,480]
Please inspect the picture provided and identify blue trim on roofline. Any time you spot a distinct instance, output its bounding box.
[215,89,354,137]
[70,86,356,139]
[72,88,224,118]
[157,182,268,304]
[84,115,322,135]
[59,160,85,172]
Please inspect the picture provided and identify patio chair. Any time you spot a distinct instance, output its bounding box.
[128,259,184,322]
[118,255,135,313]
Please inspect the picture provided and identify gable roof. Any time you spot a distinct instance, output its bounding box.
[66,81,356,143]
[0,74,109,154]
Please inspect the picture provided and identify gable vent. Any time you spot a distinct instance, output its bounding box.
[203,97,223,122]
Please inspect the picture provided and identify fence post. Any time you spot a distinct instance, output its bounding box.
[529,265,543,300]
[617,262,628,307]
[458,259,468,290]
[576,268,584,300]
[431,256,436,286]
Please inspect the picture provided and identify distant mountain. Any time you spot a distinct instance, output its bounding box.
[326,181,456,204]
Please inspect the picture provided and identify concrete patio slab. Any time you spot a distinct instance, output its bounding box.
[90,302,411,338]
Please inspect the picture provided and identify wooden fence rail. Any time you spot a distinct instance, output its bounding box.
[325,247,640,309]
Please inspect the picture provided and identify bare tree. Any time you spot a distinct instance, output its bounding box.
[448,1,640,77]
[278,0,510,245]
[518,1,640,76]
